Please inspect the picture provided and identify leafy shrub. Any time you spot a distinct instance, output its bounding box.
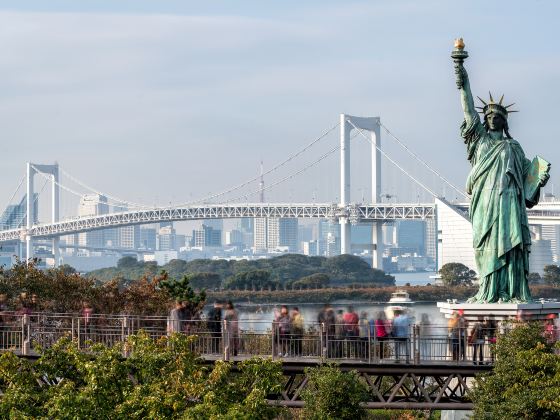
[301,364,369,419]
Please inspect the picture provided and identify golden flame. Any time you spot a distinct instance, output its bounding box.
[454,38,465,50]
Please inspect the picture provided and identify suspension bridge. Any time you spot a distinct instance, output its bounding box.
[1,114,559,269]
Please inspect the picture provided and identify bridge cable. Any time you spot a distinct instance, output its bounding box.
[59,167,150,209]
[4,174,26,208]
[16,176,49,228]
[224,143,342,203]
[347,120,440,199]
[379,122,468,199]
[173,122,341,206]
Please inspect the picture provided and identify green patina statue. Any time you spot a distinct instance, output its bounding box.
[452,39,550,303]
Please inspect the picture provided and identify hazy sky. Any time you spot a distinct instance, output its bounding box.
[0,1,559,222]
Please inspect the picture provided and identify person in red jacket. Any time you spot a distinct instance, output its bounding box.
[342,306,359,357]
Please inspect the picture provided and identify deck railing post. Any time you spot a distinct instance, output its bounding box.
[223,320,229,361]
[413,324,420,364]
[367,321,371,364]
[320,322,325,361]
[271,322,276,361]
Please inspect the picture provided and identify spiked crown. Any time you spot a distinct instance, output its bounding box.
[475,92,518,120]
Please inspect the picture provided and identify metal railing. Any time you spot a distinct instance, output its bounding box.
[0,312,558,364]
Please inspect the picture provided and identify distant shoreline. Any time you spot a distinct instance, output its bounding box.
[207,284,560,304]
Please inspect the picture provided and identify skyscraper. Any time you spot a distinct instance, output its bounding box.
[192,224,222,248]
[157,225,176,251]
[253,218,298,252]
[0,194,38,230]
[396,220,426,255]
[77,194,108,248]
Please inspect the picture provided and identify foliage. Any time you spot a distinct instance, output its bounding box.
[528,272,542,284]
[0,333,283,419]
[88,254,396,289]
[159,272,207,317]
[543,264,560,287]
[0,261,195,316]
[470,322,560,419]
[438,262,477,286]
[301,364,369,419]
[224,270,280,291]
[289,273,330,289]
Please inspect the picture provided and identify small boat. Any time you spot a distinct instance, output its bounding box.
[384,290,414,319]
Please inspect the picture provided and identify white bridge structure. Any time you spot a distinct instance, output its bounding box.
[1,114,560,271]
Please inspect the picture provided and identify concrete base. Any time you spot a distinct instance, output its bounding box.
[437,301,560,321]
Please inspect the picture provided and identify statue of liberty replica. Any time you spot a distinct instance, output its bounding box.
[452,39,551,303]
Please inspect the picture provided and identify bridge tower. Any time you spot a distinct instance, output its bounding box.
[339,115,383,269]
[26,162,60,266]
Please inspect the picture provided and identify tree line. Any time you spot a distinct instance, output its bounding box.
[87,254,396,291]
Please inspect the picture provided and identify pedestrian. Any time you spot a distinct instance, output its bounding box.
[418,313,431,360]
[275,305,291,357]
[291,307,304,356]
[335,309,344,358]
[167,300,183,334]
[448,312,460,361]
[318,303,336,358]
[343,306,359,357]
[224,301,239,356]
[374,311,389,359]
[457,310,468,360]
[484,317,497,363]
[358,311,369,359]
[207,301,223,354]
[469,316,485,364]
[392,310,411,362]
[81,301,94,342]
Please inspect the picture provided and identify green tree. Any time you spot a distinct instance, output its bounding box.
[470,322,560,419]
[291,273,330,289]
[301,365,369,420]
[0,333,284,419]
[225,270,278,291]
[528,272,542,284]
[543,264,560,286]
[159,272,207,318]
[439,262,477,286]
[117,256,139,269]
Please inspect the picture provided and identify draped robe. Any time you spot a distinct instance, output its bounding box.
[461,117,537,303]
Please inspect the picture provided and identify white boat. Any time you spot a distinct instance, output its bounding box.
[384,290,414,319]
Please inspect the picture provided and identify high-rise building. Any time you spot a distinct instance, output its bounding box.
[253,218,298,252]
[77,194,108,248]
[425,219,437,262]
[303,240,319,256]
[192,225,222,248]
[225,229,244,246]
[396,220,426,255]
[240,218,254,233]
[318,220,340,256]
[0,194,38,230]
[140,227,157,250]
[176,234,186,249]
[254,218,268,251]
[541,225,560,262]
[157,226,176,251]
[119,225,141,249]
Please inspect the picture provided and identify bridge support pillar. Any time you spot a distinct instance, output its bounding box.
[25,162,60,266]
[26,163,34,262]
[340,114,351,254]
[339,114,382,267]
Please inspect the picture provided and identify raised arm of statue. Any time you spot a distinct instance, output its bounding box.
[455,62,478,125]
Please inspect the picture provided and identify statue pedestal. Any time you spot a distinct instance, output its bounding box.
[437,301,560,322]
